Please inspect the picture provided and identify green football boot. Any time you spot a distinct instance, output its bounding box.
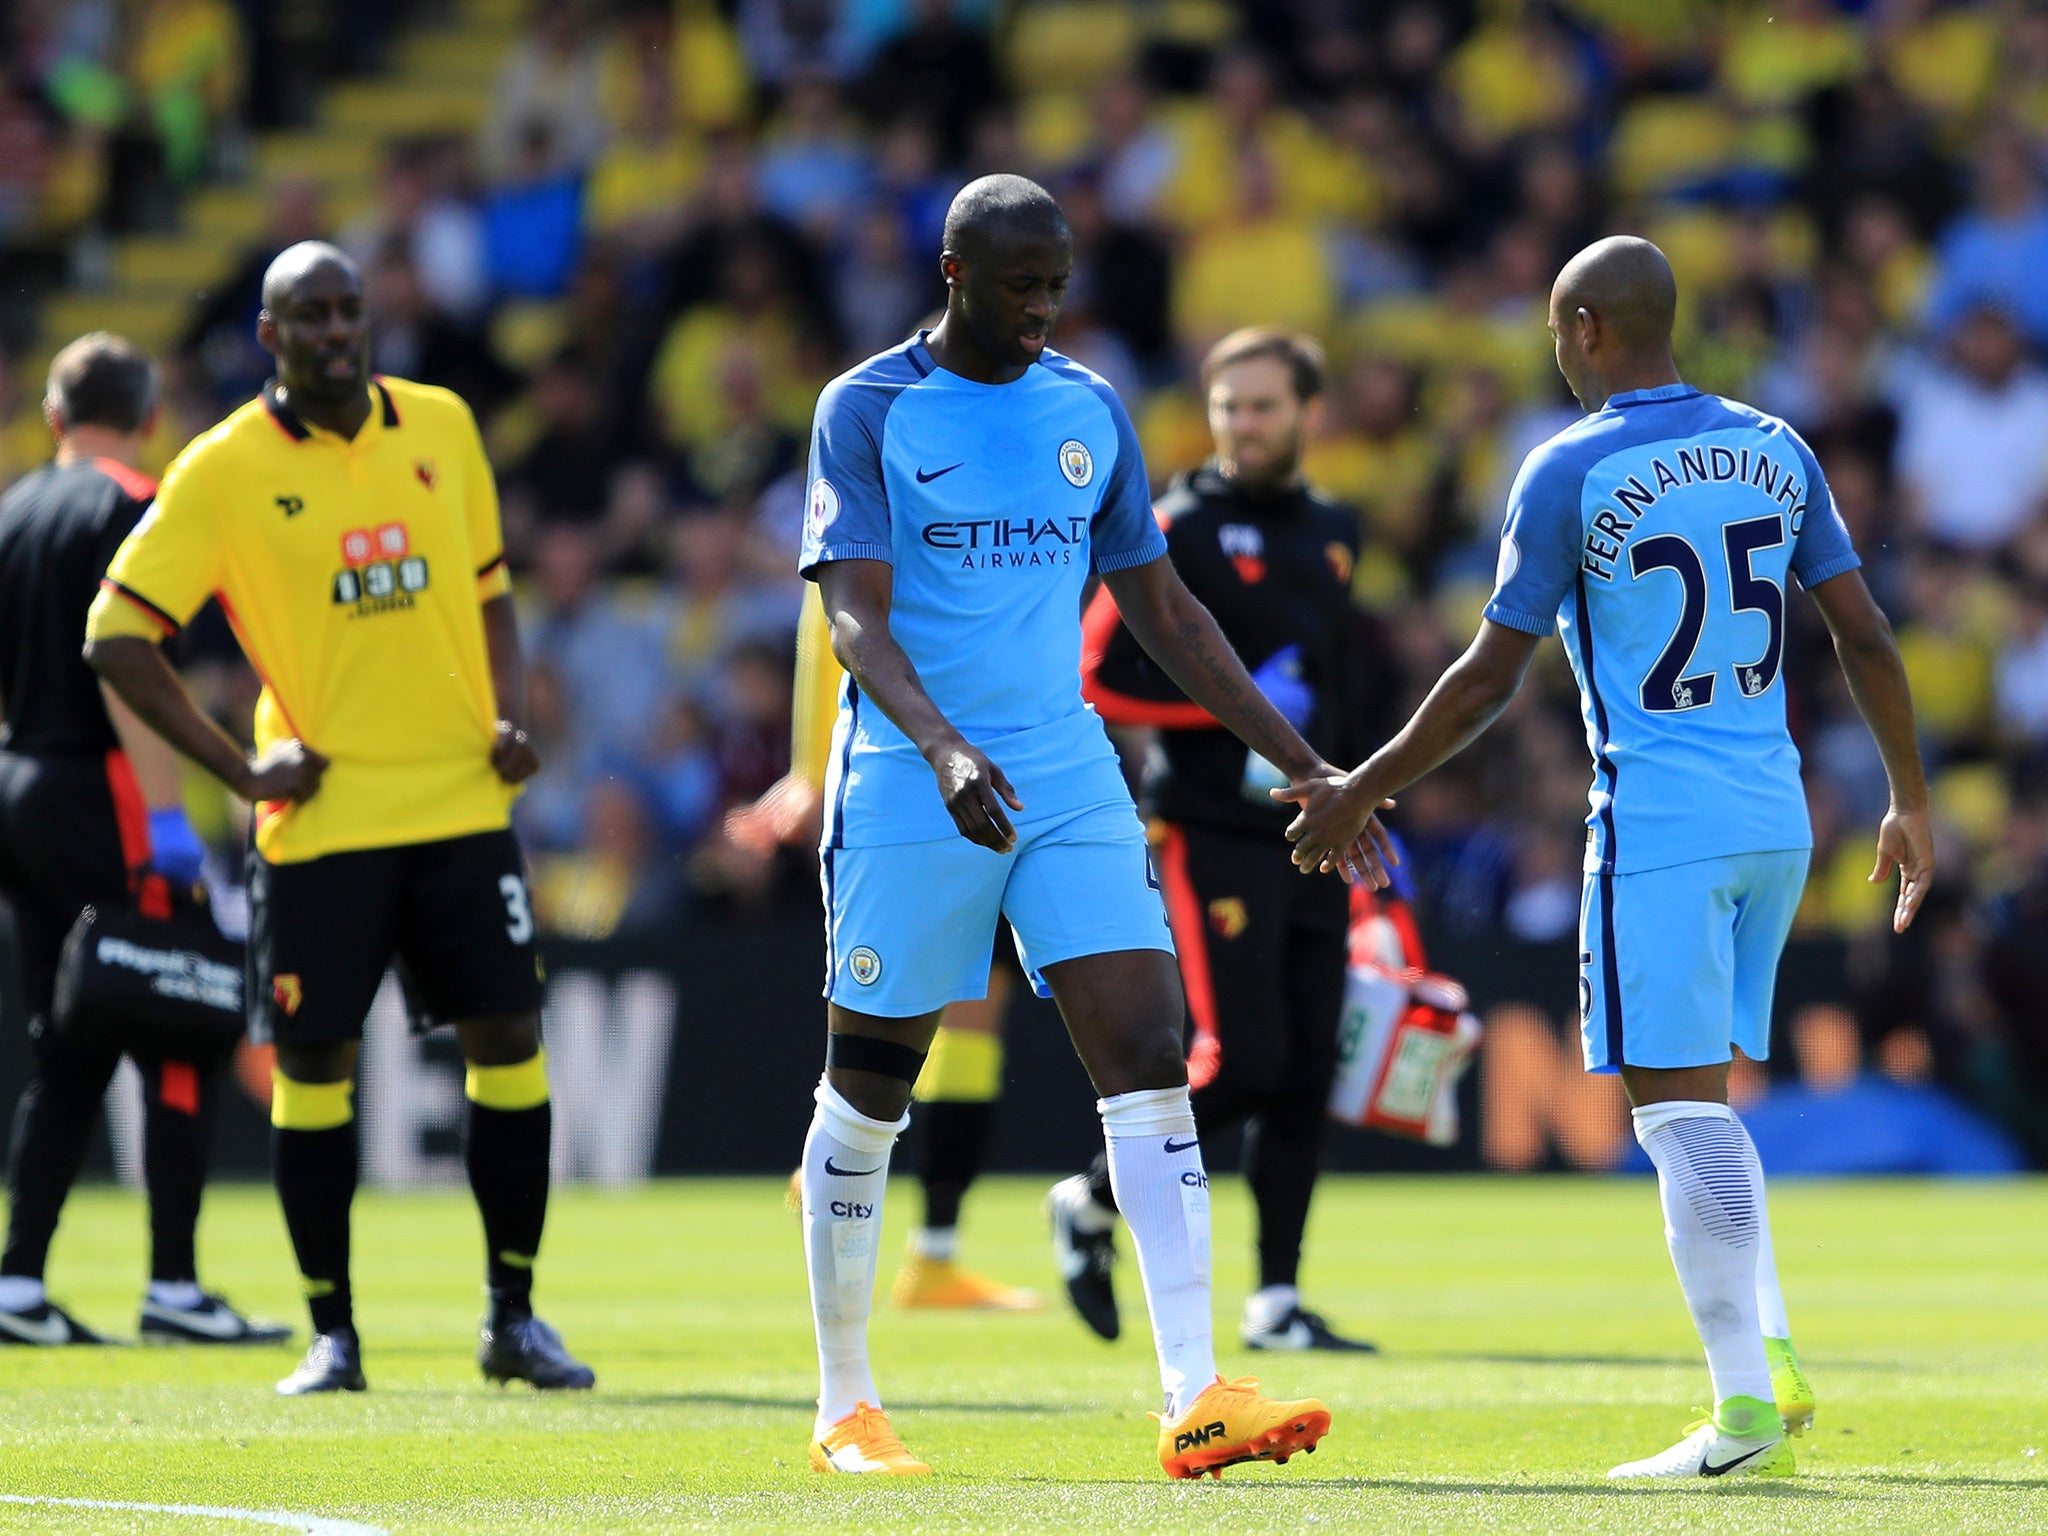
[1766,1335,1815,1436]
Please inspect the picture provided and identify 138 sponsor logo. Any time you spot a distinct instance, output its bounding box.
[332,522,428,614]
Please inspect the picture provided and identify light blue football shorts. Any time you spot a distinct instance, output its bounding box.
[1579,848,1810,1074]
[819,797,1175,1018]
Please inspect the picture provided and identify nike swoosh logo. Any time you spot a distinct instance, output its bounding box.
[1701,1444,1772,1477]
[142,1302,244,1340]
[1163,1137,1199,1154]
[915,463,963,483]
[823,1157,880,1177]
[0,1309,73,1345]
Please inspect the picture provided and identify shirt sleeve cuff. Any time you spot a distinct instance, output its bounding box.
[475,556,513,601]
[1482,599,1557,636]
[801,543,895,578]
[1092,535,1168,575]
[88,580,180,641]
[1793,552,1862,590]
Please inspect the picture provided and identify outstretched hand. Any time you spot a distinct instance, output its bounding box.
[1271,767,1399,887]
[1870,804,1934,933]
[928,738,1023,854]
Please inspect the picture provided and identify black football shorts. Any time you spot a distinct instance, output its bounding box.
[247,827,544,1045]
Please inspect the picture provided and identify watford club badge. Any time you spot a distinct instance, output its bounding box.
[414,459,436,490]
[1207,897,1249,941]
[272,974,303,1017]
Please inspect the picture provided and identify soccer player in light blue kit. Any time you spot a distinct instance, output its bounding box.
[793,176,1394,1480]
[1281,237,1934,1481]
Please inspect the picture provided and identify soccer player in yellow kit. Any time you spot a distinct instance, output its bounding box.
[86,242,593,1395]
[734,583,1038,1310]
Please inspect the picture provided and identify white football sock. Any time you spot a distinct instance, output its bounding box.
[801,1077,907,1438]
[146,1280,203,1309]
[909,1226,956,1263]
[1099,1085,1216,1418]
[1632,1100,1774,1409]
[0,1275,46,1311]
[1244,1283,1300,1330]
[1733,1116,1792,1339]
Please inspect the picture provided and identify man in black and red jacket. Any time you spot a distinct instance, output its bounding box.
[1047,327,1396,1351]
[0,334,285,1346]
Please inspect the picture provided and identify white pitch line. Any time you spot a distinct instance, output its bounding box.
[0,1494,388,1534]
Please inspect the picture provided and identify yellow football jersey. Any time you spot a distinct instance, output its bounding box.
[790,581,842,791]
[87,377,516,863]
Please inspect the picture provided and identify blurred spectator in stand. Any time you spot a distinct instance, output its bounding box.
[498,351,649,567]
[1923,122,2048,349]
[1893,303,2048,552]
[340,138,489,327]
[129,0,242,185]
[585,32,701,262]
[1061,169,1173,377]
[757,73,874,243]
[1515,136,1602,275]
[173,176,326,411]
[1890,542,1997,761]
[1440,1,1588,158]
[1084,73,1176,226]
[523,523,668,763]
[655,509,799,695]
[871,114,952,260]
[657,134,835,347]
[365,243,518,419]
[857,0,1000,164]
[512,659,590,853]
[533,777,685,939]
[1304,356,1439,588]
[636,696,723,850]
[1502,825,1583,944]
[832,205,928,357]
[1981,772,2048,1162]
[482,0,606,185]
[689,637,795,912]
[1173,144,1337,345]
[648,240,821,478]
[737,0,864,87]
[483,121,585,299]
[1994,564,2048,752]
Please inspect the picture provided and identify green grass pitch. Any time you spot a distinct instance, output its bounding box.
[1,1175,2044,1533]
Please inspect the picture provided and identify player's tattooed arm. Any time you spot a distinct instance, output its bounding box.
[815,558,1022,853]
[1103,555,1395,886]
[482,594,539,784]
[1278,619,1539,881]
[85,635,327,804]
[1809,570,1933,932]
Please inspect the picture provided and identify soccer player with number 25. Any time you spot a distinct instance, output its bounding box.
[1282,236,1934,1483]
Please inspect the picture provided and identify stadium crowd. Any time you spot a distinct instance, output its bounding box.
[3,0,2047,1156]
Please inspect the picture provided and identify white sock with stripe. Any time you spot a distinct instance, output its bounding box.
[1100,1085,1215,1418]
[1632,1100,1774,1410]
[1733,1115,1792,1339]
[801,1077,907,1439]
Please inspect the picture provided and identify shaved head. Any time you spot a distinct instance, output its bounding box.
[261,240,358,312]
[941,174,1067,262]
[1546,236,1683,409]
[1552,236,1676,353]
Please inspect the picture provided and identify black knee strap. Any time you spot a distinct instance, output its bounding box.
[826,1032,928,1085]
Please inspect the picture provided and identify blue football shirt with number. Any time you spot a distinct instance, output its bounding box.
[799,332,1167,848]
[1484,383,1862,876]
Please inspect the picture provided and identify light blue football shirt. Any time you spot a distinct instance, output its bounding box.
[800,333,1168,848]
[1483,383,1862,876]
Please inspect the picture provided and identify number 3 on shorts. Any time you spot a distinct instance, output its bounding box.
[499,873,534,945]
